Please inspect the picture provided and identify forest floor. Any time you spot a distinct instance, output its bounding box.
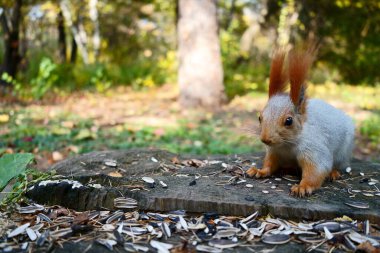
[0,83,379,170]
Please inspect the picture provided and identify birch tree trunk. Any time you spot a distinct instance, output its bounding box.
[89,0,100,61]
[60,0,89,64]
[177,0,226,109]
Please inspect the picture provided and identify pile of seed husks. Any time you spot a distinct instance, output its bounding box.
[0,199,379,253]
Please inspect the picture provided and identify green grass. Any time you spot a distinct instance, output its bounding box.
[360,114,380,144]
[0,109,260,160]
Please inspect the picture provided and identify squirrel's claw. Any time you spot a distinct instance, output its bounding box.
[246,167,270,178]
[328,169,341,181]
[290,184,314,198]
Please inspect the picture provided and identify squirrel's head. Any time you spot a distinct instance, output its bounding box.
[259,46,316,147]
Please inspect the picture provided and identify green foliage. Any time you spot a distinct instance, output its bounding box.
[1,168,54,206]
[0,153,34,191]
[360,115,380,144]
[30,57,58,99]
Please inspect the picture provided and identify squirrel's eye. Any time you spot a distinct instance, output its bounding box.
[284,117,293,126]
[258,116,262,123]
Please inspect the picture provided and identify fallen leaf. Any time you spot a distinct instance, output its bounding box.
[181,159,205,168]
[52,151,64,161]
[61,121,75,128]
[171,156,181,164]
[108,171,123,177]
[73,212,89,225]
[0,114,10,123]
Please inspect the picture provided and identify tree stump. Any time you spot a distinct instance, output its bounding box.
[27,149,380,223]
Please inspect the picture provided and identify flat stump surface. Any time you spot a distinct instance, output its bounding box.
[27,149,380,223]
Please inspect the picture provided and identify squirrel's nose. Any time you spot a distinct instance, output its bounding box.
[261,138,273,145]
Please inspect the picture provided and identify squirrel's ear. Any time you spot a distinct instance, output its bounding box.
[269,49,287,98]
[288,45,317,113]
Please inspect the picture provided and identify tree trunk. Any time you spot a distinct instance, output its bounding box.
[57,9,67,63]
[177,0,226,109]
[89,0,100,61]
[60,0,89,65]
[70,36,77,63]
[0,0,22,86]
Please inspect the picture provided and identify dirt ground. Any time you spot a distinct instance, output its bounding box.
[1,84,379,168]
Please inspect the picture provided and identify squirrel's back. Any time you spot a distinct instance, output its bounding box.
[300,98,355,170]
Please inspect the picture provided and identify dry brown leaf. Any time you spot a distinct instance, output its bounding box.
[52,151,64,161]
[108,171,123,177]
[171,156,181,164]
[73,212,89,225]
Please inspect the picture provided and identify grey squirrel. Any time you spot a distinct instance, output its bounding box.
[247,46,355,197]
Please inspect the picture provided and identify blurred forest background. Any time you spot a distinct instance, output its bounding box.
[0,0,379,169]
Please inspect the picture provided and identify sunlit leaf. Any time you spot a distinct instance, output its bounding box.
[0,153,34,190]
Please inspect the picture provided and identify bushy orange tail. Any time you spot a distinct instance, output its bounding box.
[269,49,288,98]
[288,45,317,107]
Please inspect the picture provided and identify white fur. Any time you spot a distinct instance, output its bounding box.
[264,95,355,174]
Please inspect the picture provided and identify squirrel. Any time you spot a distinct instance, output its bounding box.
[246,45,355,197]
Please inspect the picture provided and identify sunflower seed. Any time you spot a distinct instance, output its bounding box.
[342,235,356,251]
[214,229,237,238]
[37,213,52,223]
[25,228,37,241]
[348,231,379,246]
[196,245,223,253]
[241,211,258,224]
[209,239,239,249]
[314,222,341,232]
[150,240,173,253]
[323,227,333,240]
[124,243,149,252]
[262,190,269,194]
[96,239,117,251]
[243,195,255,202]
[159,181,168,188]
[104,160,117,167]
[364,220,370,235]
[142,177,155,184]
[36,231,49,246]
[298,223,313,230]
[262,234,290,245]
[345,201,369,209]
[122,226,147,236]
[246,184,253,188]
[179,216,188,231]
[114,197,138,209]
[161,222,171,238]
[17,204,44,214]
[8,223,30,238]
[106,211,124,224]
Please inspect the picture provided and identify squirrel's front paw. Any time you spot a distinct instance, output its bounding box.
[246,167,271,178]
[290,183,315,197]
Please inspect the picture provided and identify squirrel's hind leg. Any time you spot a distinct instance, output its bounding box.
[247,151,278,178]
[328,169,341,181]
[291,158,328,197]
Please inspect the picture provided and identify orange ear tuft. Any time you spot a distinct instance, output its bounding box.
[288,45,317,107]
[269,49,288,98]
